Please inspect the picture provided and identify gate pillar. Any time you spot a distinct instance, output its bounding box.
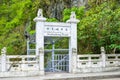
[67,12,79,73]
[34,9,46,75]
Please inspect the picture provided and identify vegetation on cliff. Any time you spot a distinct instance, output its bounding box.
[0,0,120,54]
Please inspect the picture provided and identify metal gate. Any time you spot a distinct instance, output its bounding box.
[45,54,69,72]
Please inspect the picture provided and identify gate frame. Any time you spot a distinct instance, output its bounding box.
[33,9,79,75]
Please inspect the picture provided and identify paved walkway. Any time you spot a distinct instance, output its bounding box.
[0,71,120,80]
[99,78,120,80]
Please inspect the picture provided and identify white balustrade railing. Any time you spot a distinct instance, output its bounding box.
[1,54,120,72]
[106,54,120,67]
[0,47,120,73]
[6,55,39,71]
[77,54,120,69]
[77,54,102,68]
[1,53,120,72]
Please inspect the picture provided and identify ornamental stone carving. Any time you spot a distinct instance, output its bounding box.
[39,47,44,54]
[101,47,105,53]
[34,9,46,22]
[66,11,80,23]
[72,48,77,53]
[70,12,76,19]
[37,9,43,18]
[1,47,6,54]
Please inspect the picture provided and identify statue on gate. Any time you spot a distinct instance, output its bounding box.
[70,12,76,19]
[37,9,43,18]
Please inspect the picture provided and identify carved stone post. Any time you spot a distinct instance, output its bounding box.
[34,9,46,75]
[38,48,44,75]
[1,47,7,72]
[33,9,46,56]
[72,48,77,73]
[67,12,79,73]
[101,47,106,67]
[21,57,25,71]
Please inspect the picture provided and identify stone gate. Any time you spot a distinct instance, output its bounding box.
[33,9,79,75]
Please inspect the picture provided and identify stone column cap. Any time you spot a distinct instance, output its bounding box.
[34,17,46,22]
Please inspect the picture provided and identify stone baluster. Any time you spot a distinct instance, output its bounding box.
[1,47,7,72]
[88,56,91,67]
[21,57,25,71]
[101,47,106,67]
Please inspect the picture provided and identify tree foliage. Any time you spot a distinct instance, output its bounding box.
[0,0,39,54]
[63,0,120,54]
[0,0,120,55]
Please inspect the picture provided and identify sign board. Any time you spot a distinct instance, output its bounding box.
[44,26,71,37]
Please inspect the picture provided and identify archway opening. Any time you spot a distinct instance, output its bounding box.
[44,37,69,72]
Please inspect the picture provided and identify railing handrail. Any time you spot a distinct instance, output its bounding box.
[77,54,101,57]
[7,55,37,58]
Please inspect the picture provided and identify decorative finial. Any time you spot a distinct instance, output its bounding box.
[66,11,79,23]
[70,11,76,19]
[37,9,43,17]
[1,47,6,54]
[101,47,105,52]
[34,9,46,22]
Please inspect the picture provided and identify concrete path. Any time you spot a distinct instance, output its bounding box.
[0,71,120,80]
[99,78,120,80]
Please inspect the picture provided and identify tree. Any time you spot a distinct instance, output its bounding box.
[63,1,120,54]
[0,0,39,55]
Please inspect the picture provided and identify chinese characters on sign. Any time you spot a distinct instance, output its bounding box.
[44,26,71,37]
